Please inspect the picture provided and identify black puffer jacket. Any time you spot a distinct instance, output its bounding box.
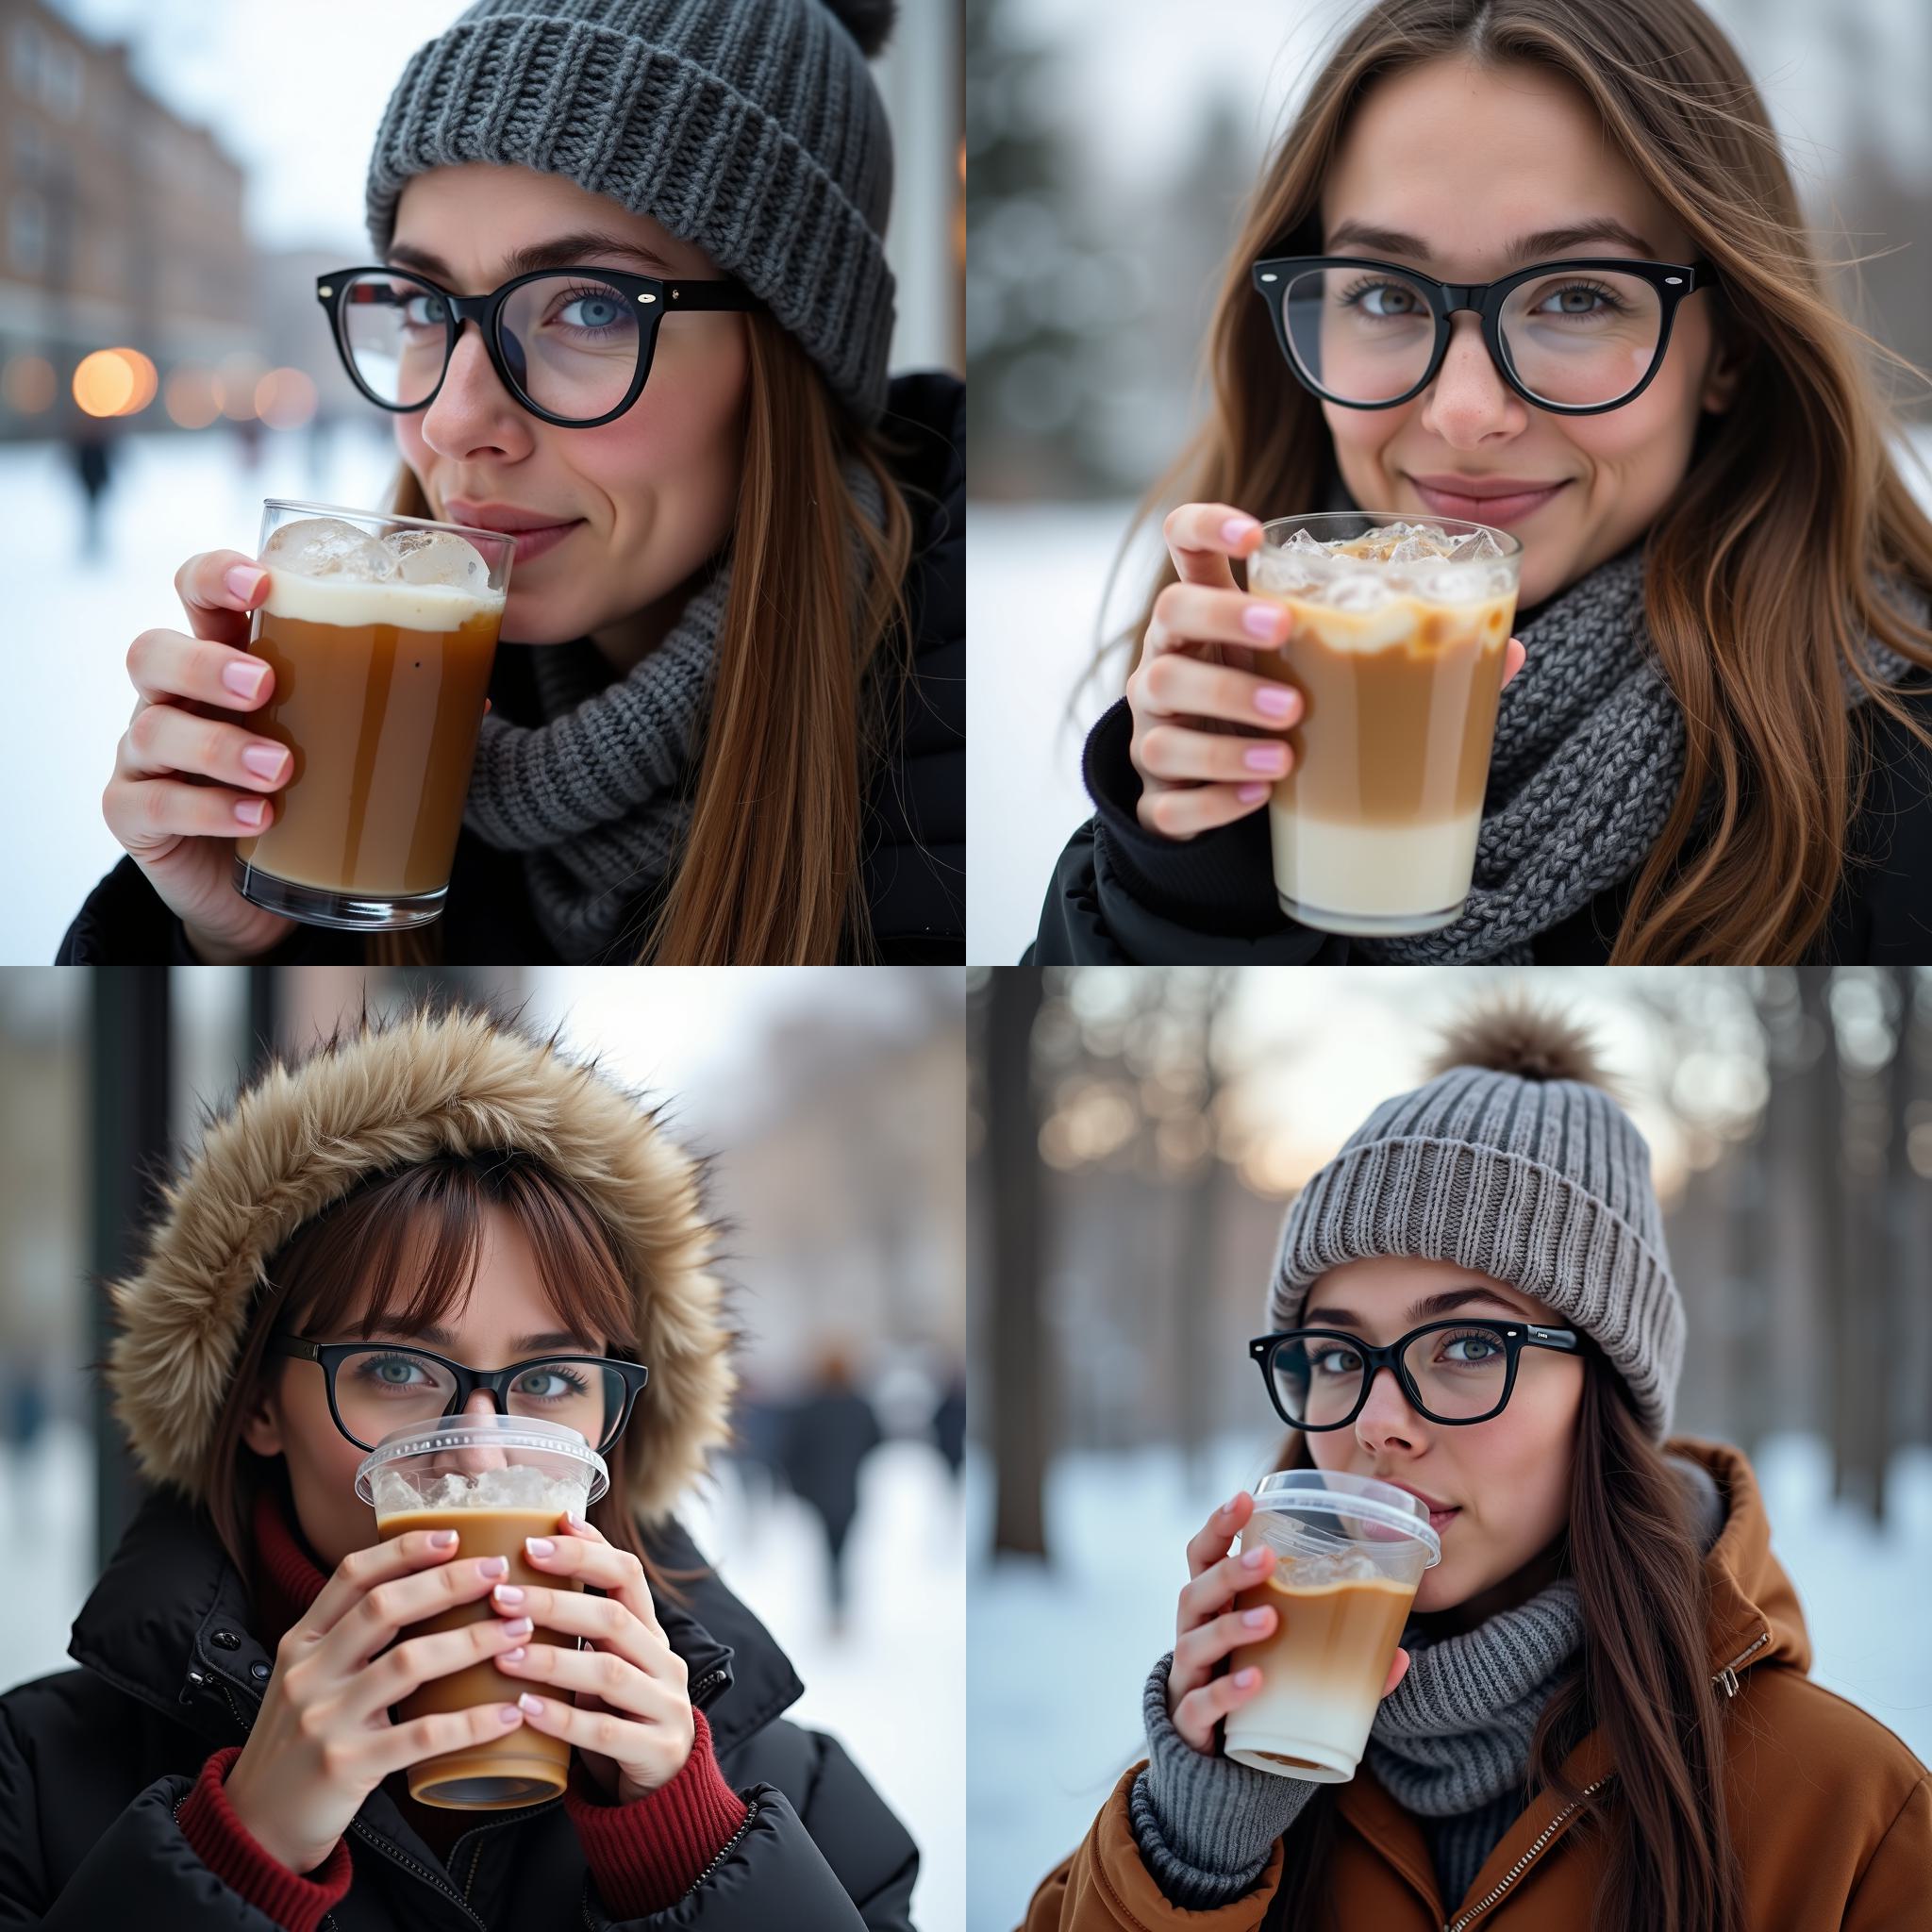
[56,371,964,967]
[0,1487,918,1930]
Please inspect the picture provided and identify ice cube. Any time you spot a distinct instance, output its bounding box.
[384,527,491,591]
[1415,562,1490,604]
[1318,570,1393,611]
[1384,532,1441,565]
[262,515,398,581]
[1282,526,1330,555]
[1446,528,1506,562]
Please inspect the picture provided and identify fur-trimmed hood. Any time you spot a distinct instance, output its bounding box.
[103,999,734,1524]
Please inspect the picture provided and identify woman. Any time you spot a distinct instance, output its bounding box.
[62,0,963,968]
[1024,997,1930,1932]
[1035,0,1932,966]
[0,1002,919,1929]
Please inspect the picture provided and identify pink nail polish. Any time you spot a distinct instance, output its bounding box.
[1242,603,1284,641]
[225,564,266,602]
[222,660,268,702]
[1236,783,1269,805]
[525,1537,555,1557]
[1252,685,1296,720]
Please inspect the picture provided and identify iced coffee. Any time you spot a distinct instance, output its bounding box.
[355,1416,609,1808]
[1246,513,1523,937]
[231,499,515,932]
[1222,1470,1441,1782]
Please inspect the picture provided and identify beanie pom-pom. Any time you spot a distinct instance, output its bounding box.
[1424,990,1616,1092]
[822,0,897,58]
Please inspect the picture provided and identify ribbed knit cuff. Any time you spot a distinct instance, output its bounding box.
[1130,1653,1315,1911]
[563,1707,749,1917]
[174,1743,354,1932]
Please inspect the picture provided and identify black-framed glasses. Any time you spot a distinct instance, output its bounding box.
[1248,1320,1580,1430]
[317,265,764,428]
[1250,255,1716,415]
[266,1331,650,1456]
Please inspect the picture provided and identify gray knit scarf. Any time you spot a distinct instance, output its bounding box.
[1307,475,1930,964]
[462,458,886,962]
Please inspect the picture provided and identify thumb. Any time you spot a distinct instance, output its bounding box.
[1383,1646,1410,1698]
[1501,636,1526,689]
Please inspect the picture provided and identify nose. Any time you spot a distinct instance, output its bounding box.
[449,1388,511,1472]
[1354,1361,1424,1451]
[418,318,530,458]
[1419,310,1526,440]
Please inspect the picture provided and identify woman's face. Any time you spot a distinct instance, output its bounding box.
[1317,56,1741,611]
[388,163,751,669]
[242,1203,608,1574]
[1301,1253,1585,1621]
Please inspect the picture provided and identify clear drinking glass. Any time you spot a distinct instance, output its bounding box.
[230,498,514,931]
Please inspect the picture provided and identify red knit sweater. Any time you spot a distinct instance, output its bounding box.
[171,1486,748,1932]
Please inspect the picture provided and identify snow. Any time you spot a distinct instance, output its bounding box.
[965,1429,1932,1932]
[0,1423,963,1932]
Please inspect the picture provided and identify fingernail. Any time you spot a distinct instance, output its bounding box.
[525,1537,555,1558]
[1242,1546,1271,1568]
[222,660,268,702]
[1236,782,1270,805]
[225,564,266,602]
[1242,602,1285,641]
[1222,516,1258,546]
[499,1705,523,1724]
[233,798,266,827]
[501,1616,532,1640]
[480,1556,508,1578]
[242,742,289,781]
[1242,744,1287,774]
[1235,1668,1259,1689]
[563,1509,583,1529]
[1253,684,1298,721]
[1222,1494,1244,1517]
[1242,1608,1273,1628]
[518,1693,544,1715]
[502,1646,527,1662]
[429,1529,458,1550]
[492,1583,525,1606]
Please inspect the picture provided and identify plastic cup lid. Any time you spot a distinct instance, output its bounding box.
[353,1415,610,1507]
[1249,1469,1443,1567]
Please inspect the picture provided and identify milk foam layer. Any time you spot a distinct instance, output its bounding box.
[263,567,505,633]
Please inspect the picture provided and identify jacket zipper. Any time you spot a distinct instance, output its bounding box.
[1440,1632,1773,1931]
[689,1665,729,1708]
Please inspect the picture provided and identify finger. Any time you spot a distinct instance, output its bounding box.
[175,550,271,647]
[1137,724,1292,787]
[508,1690,672,1775]
[104,772,280,846]
[126,629,276,712]
[522,1528,663,1639]
[1178,1540,1275,1630]
[119,701,291,791]
[365,1698,528,1783]
[1501,637,1526,689]
[1185,1492,1253,1580]
[1174,1668,1263,1753]
[1384,1646,1410,1698]
[491,1580,681,1683]
[294,1530,467,1645]
[1136,778,1274,841]
[1163,503,1265,590]
[1138,651,1302,730]
[493,1641,684,1725]
[325,1556,510,1674]
[1145,584,1291,660]
[1175,1603,1277,1681]
[348,1610,536,1724]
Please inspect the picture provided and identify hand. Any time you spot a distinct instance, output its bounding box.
[1165,1491,1410,1756]
[101,550,298,961]
[1128,504,1527,841]
[223,1531,538,1876]
[486,1510,694,1804]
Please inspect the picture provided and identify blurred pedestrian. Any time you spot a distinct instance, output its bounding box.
[68,428,115,562]
[779,1345,883,1634]
[931,1360,965,1483]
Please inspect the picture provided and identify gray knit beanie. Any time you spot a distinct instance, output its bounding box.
[364,0,898,424]
[1267,996,1685,1441]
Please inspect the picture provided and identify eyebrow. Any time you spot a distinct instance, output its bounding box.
[385,229,675,283]
[1300,1288,1530,1330]
[360,1321,596,1355]
[1322,216,1656,268]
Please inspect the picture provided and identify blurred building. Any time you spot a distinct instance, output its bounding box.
[1,0,260,441]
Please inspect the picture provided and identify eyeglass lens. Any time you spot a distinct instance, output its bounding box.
[1270,1326,1510,1425]
[1280,265,1664,408]
[340,270,644,419]
[331,1345,625,1446]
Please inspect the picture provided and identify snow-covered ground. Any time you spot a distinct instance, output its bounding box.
[0,1422,964,1932]
[965,1429,1932,1932]
[968,425,1932,966]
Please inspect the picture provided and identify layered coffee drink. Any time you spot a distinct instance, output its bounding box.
[1247,513,1522,937]
[232,502,514,931]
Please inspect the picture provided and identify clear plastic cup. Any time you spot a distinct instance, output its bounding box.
[1222,1470,1442,1781]
[354,1416,609,1807]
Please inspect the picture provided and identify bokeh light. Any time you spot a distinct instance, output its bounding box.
[163,366,221,429]
[72,347,156,419]
[255,366,318,430]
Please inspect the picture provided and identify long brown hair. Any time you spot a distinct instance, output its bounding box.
[1108,0,1932,963]
[372,308,917,967]
[200,1147,703,1605]
[1269,1349,1745,1932]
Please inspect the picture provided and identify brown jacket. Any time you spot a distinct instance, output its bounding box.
[1022,1437,1929,1932]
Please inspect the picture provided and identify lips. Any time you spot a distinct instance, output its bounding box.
[1376,1479,1458,1515]
[1407,474,1572,525]
[441,499,582,535]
